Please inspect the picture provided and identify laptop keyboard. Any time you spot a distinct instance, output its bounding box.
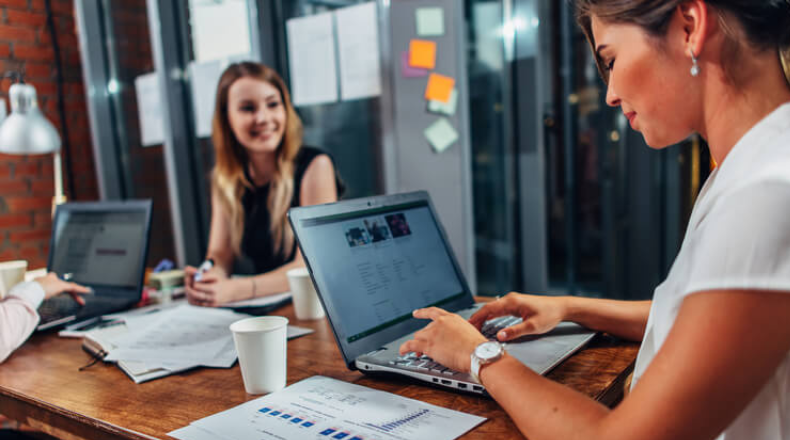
[38,295,125,325]
[38,295,83,323]
[389,315,523,375]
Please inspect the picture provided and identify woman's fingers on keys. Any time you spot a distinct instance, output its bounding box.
[469,300,511,329]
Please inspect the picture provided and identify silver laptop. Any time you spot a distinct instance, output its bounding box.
[289,191,595,395]
[36,200,153,331]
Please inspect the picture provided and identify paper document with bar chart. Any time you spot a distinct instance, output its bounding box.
[169,375,486,440]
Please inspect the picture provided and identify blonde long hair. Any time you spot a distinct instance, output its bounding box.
[211,62,303,257]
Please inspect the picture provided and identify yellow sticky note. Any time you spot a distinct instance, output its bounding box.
[425,73,455,103]
[409,39,437,70]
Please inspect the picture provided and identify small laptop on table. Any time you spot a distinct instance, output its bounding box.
[288,191,595,395]
[36,200,153,331]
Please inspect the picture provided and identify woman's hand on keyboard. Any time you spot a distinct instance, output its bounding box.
[469,293,567,342]
[398,307,488,374]
[35,273,92,305]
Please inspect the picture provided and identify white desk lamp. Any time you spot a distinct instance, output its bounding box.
[0,81,66,208]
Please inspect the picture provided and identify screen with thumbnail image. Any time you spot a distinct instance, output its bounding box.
[299,203,464,344]
[49,210,147,288]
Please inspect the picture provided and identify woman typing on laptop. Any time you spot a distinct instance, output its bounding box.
[0,273,89,363]
[401,1,790,439]
[184,62,342,307]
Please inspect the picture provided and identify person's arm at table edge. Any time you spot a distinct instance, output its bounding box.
[478,290,790,440]
[0,281,44,363]
[560,296,651,341]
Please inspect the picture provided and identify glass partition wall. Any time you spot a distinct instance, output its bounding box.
[467,0,705,299]
[76,0,177,267]
[266,0,383,200]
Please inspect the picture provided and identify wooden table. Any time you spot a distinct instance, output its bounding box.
[0,300,638,440]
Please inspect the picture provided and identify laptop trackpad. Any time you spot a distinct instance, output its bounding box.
[504,322,596,375]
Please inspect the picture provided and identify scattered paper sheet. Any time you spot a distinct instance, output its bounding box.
[425,118,459,153]
[409,39,437,69]
[134,72,165,146]
[105,305,244,364]
[428,88,458,115]
[401,51,428,78]
[425,73,455,103]
[86,303,313,383]
[286,13,338,106]
[189,60,223,138]
[416,7,445,37]
[172,376,486,440]
[336,2,382,101]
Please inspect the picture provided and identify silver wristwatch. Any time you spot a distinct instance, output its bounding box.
[470,340,505,384]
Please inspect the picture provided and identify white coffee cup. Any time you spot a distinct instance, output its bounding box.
[0,260,27,299]
[286,267,325,320]
[230,316,288,395]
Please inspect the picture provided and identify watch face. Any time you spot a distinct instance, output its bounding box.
[475,341,502,360]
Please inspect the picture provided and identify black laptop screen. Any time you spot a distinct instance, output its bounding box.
[298,201,465,345]
[49,210,148,289]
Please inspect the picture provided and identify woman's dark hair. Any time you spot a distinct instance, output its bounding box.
[575,0,790,85]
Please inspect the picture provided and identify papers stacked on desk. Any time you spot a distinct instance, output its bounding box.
[83,304,313,383]
[170,376,487,440]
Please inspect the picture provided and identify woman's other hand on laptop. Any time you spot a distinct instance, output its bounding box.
[398,307,488,374]
[35,273,92,306]
[469,293,566,342]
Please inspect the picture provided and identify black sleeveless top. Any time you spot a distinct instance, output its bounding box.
[240,146,343,274]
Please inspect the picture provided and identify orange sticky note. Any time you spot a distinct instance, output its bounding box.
[425,73,455,103]
[409,39,437,69]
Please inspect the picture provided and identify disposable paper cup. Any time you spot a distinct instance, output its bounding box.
[286,268,325,320]
[230,316,288,395]
[0,260,27,299]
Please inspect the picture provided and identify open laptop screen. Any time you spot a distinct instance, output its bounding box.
[292,196,472,364]
[49,209,148,290]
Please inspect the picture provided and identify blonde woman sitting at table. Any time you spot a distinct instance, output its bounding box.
[185,62,342,307]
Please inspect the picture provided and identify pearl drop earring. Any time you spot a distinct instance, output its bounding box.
[690,49,700,77]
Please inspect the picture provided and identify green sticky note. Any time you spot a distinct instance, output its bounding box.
[424,118,459,153]
[416,7,445,37]
[428,88,458,116]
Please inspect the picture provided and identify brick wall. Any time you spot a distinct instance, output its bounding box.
[0,0,98,269]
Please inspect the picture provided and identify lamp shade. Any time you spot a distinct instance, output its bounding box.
[0,83,61,154]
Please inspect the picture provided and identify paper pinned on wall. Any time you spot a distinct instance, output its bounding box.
[286,13,339,106]
[428,88,458,115]
[409,39,437,70]
[335,2,382,101]
[425,118,459,153]
[190,0,251,64]
[189,60,223,138]
[425,73,455,103]
[134,72,165,147]
[416,7,445,37]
